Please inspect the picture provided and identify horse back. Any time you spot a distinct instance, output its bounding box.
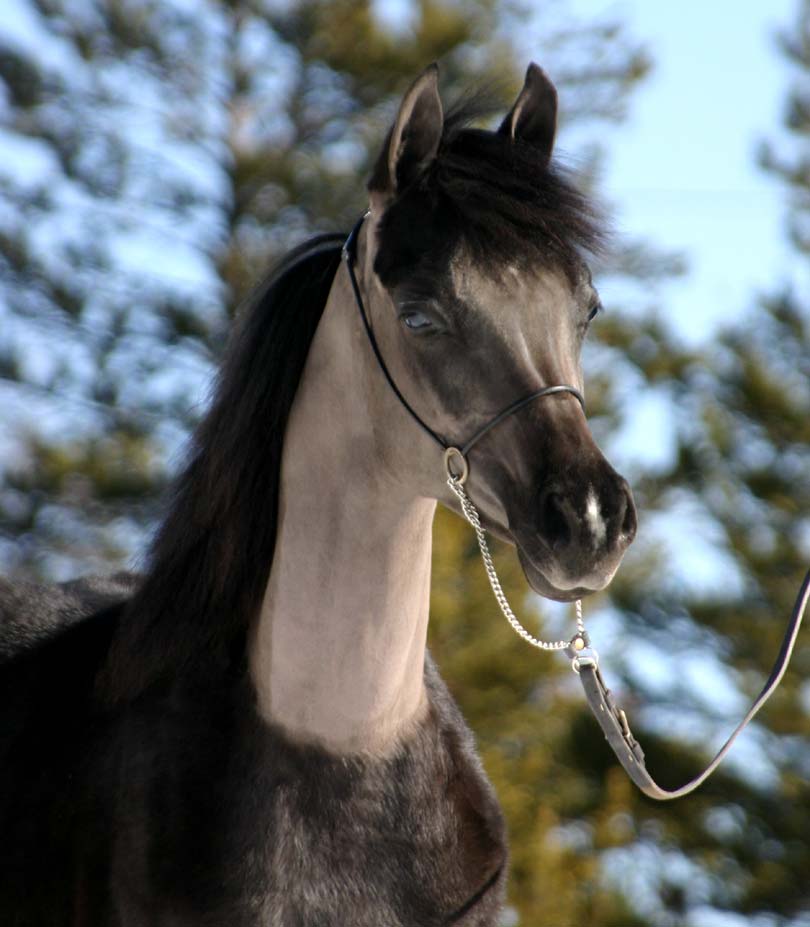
[0,571,137,660]
[0,573,135,924]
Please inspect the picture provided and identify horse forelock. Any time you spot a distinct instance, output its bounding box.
[372,96,607,288]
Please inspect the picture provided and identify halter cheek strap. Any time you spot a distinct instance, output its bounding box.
[341,214,584,481]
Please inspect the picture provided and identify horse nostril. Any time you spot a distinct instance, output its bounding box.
[619,483,638,541]
[541,491,573,551]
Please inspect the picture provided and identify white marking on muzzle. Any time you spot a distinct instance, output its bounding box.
[585,488,606,547]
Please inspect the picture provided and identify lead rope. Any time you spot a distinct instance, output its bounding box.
[447,457,810,801]
[446,471,588,654]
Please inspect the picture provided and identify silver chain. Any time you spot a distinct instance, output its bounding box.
[447,475,586,651]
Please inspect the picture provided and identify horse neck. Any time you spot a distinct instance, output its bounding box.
[249,264,437,755]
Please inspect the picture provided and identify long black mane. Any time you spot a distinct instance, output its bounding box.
[100,235,344,702]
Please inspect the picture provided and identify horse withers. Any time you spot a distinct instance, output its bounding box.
[0,64,635,926]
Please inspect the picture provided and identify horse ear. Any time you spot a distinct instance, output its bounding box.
[369,63,443,196]
[498,63,557,162]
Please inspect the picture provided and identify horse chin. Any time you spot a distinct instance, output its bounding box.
[516,546,596,603]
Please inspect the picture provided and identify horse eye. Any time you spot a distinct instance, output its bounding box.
[587,300,603,323]
[401,310,434,332]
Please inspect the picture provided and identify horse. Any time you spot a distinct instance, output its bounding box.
[0,63,636,925]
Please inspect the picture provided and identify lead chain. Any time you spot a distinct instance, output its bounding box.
[447,475,586,651]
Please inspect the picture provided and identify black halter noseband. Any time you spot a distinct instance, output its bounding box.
[342,215,584,480]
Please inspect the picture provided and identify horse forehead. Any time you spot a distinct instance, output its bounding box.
[448,253,573,333]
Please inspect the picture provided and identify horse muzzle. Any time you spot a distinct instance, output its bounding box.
[511,465,637,600]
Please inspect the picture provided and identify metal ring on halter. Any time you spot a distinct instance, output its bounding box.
[444,447,469,485]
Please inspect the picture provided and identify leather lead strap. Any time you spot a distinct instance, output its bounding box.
[568,566,810,800]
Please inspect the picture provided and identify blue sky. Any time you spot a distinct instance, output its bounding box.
[569,0,799,342]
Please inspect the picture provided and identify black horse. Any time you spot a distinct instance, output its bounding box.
[1,64,635,925]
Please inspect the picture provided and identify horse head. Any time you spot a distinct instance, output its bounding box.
[350,63,637,602]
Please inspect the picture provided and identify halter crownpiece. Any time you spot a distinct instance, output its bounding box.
[343,213,810,801]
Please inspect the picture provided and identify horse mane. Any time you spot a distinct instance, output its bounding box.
[99,235,344,703]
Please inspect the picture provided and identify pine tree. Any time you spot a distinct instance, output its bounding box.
[656,1,810,914]
[0,0,228,576]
